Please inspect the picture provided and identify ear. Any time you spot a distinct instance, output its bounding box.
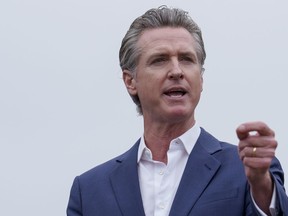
[200,68,204,92]
[123,70,137,96]
[201,75,204,92]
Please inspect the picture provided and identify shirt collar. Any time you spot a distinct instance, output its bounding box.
[137,123,201,163]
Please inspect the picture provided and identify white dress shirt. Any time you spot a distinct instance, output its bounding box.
[137,124,276,216]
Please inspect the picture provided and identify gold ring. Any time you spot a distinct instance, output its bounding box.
[252,147,257,157]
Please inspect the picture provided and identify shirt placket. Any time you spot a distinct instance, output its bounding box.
[154,161,170,216]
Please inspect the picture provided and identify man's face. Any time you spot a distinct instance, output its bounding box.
[124,27,203,124]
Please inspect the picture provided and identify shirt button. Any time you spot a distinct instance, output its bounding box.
[159,171,164,175]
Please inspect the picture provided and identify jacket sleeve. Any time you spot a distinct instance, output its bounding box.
[270,157,288,215]
[246,157,288,216]
[67,177,83,216]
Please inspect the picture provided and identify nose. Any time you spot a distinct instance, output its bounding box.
[168,60,184,80]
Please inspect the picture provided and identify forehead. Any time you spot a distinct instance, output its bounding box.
[137,27,197,55]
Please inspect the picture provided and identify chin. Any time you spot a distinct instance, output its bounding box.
[166,108,193,121]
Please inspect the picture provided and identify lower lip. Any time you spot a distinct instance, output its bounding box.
[164,93,186,100]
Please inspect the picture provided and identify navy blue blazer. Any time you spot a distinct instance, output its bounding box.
[67,128,288,215]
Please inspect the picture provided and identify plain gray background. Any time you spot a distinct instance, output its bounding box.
[1,0,287,215]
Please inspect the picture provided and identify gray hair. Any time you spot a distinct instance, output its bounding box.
[119,6,206,114]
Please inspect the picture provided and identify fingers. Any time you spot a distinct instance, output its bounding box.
[238,145,276,161]
[242,157,274,170]
[236,121,275,140]
[236,121,278,181]
[237,122,277,158]
[238,135,277,152]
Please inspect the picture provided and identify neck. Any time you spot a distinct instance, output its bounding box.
[143,118,195,164]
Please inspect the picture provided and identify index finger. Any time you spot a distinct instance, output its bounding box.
[236,121,275,140]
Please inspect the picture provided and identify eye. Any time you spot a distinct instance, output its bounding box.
[179,56,194,63]
[150,57,168,65]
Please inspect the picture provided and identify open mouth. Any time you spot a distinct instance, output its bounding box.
[164,88,187,97]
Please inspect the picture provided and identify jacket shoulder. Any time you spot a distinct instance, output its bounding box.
[77,139,140,183]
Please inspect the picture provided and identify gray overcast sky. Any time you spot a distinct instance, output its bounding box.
[1,0,287,215]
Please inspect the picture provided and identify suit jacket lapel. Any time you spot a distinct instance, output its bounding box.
[169,128,222,216]
[109,140,145,216]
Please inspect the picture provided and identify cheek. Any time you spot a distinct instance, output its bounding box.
[139,74,162,88]
[189,79,203,100]
[136,77,162,101]
[191,76,203,89]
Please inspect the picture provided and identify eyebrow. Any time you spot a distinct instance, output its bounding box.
[146,51,198,63]
[145,52,169,63]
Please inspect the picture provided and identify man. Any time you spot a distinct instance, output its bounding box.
[67,6,288,215]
